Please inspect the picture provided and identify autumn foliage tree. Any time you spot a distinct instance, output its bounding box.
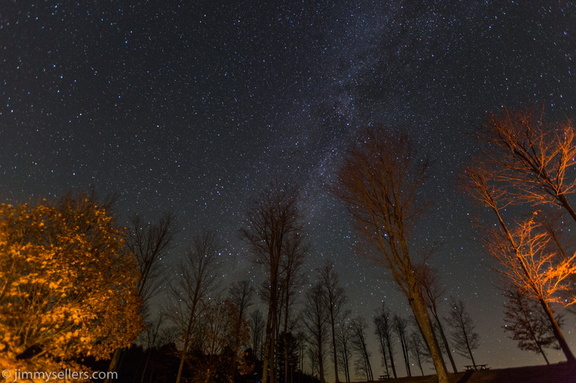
[333,127,449,383]
[0,193,142,373]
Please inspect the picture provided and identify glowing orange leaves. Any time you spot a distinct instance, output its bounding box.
[0,193,142,373]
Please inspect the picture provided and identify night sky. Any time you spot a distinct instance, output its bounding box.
[2,0,576,374]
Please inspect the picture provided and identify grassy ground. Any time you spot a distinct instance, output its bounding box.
[378,362,576,383]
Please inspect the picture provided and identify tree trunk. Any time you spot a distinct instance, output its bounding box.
[433,315,458,373]
[330,314,340,383]
[558,193,576,224]
[318,339,326,383]
[386,336,397,379]
[105,349,122,383]
[539,346,550,365]
[377,336,390,378]
[262,294,278,383]
[538,297,575,362]
[408,289,449,383]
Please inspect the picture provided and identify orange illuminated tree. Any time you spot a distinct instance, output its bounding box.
[464,166,576,362]
[0,193,142,373]
[479,107,576,221]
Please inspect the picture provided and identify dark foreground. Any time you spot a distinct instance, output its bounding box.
[379,362,576,383]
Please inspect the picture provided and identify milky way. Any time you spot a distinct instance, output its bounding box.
[2,0,576,372]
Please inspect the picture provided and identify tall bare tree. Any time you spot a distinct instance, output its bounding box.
[318,261,348,383]
[278,232,308,383]
[242,184,307,383]
[333,127,449,383]
[168,231,221,383]
[130,213,176,307]
[107,213,176,379]
[303,282,329,383]
[336,311,354,383]
[415,263,458,373]
[503,287,561,365]
[445,299,480,369]
[229,280,256,354]
[249,309,266,360]
[350,317,373,382]
[409,330,430,376]
[393,315,411,377]
[374,304,397,379]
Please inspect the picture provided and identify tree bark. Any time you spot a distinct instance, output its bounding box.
[408,288,449,383]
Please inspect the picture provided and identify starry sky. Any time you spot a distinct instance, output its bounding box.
[2,0,576,375]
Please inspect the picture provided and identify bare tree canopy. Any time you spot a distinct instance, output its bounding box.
[393,314,411,377]
[318,260,348,383]
[503,288,561,365]
[303,282,329,383]
[350,316,374,382]
[241,183,307,383]
[129,213,176,306]
[445,299,480,369]
[168,231,222,383]
[374,304,397,379]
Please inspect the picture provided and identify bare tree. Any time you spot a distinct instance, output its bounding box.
[374,304,397,379]
[478,107,576,221]
[350,317,373,382]
[333,127,449,383]
[503,287,561,365]
[242,184,306,383]
[415,263,458,373]
[229,280,256,353]
[445,299,480,369]
[464,166,576,361]
[186,297,244,383]
[107,213,176,379]
[303,283,329,383]
[336,311,354,383]
[168,231,221,383]
[249,309,266,360]
[278,233,308,383]
[393,315,411,377]
[138,313,177,383]
[130,213,176,307]
[409,331,430,376]
[318,261,348,383]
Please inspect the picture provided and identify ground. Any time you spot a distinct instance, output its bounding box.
[377,362,576,383]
